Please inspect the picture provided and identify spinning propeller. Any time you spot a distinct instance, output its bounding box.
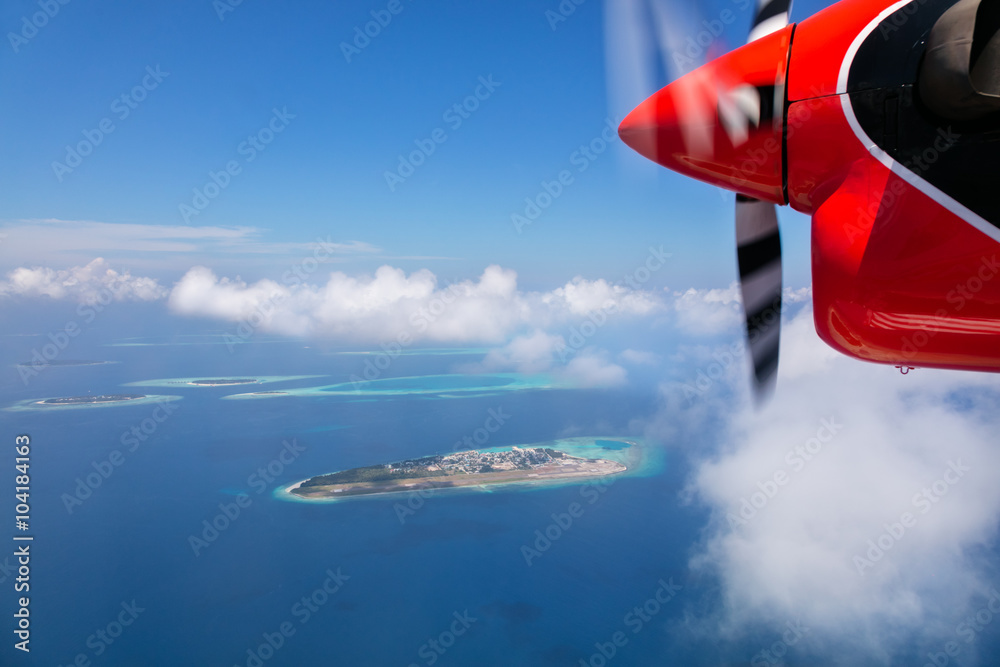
[612,0,794,403]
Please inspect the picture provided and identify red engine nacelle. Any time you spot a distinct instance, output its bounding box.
[620,0,1000,373]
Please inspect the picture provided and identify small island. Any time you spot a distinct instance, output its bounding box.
[288,446,627,500]
[16,360,112,368]
[126,375,324,389]
[37,394,146,405]
[186,378,258,386]
[6,393,181,412]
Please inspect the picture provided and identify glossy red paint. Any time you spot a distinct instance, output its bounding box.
[786,0,903,101]
[785,0,1000,372]
[619,0,1000,374]
[618,25,793,204]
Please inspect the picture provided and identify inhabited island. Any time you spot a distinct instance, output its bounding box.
[288,445,628,500]
[38,394,146,405]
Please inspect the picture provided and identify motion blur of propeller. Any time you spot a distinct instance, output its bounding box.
[735,0,792,403]
[613,0,794,403]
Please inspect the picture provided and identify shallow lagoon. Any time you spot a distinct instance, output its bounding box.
[224,373,565,400]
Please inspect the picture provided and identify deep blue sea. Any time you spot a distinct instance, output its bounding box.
[0,334,739,667]
[4,311,996,667]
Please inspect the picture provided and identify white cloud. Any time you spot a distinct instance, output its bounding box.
[563,352,628,388]
[0,258,167,302]
[619,349,661,366]
[671,304,1000,661]
[671,284,815,336]
[672,283,743,335]
[476,332,627,388]
[544,276,660,316]
[479,330,565,374]
[167,264,664,344]
[0,219,378,272]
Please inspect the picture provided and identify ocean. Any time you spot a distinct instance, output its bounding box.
[0,335,792,666]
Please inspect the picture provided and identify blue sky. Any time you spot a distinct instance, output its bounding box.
[6,5,1000,664]
[1,0,832,289]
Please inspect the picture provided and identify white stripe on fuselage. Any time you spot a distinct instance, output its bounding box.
[836,0,1000,245]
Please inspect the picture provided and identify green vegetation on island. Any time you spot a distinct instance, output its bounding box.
[290,445,625,500]
[41,394,146,405]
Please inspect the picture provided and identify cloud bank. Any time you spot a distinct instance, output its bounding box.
[476,330,628,388]
[0,258,167,302]
[667,305,1000,664]
[167,264,663,345]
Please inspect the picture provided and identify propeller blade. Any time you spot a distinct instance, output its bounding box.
[604,0,719,129]
[736,195,782,400]
[748,0,793,43]
[736,0,792,403]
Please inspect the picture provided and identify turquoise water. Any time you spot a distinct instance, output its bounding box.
[596,439,629,450]
[0,341,726,666]
[125,375,325,388]
[224,373,564,400]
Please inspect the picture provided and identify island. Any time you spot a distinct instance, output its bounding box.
[288,445,627,500]
[126,375,324,389]
[6,393,182,412]
[186,378,258,386]
[16,360,112,368]
[37,394,146,405]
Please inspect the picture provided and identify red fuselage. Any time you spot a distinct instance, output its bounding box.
[620,0,1000,372]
